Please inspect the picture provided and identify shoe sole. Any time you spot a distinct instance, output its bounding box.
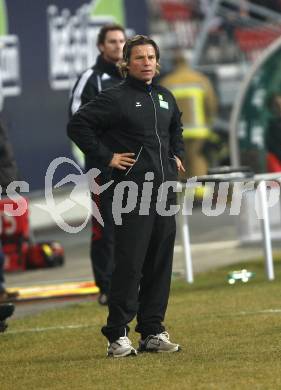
[138,345,181,353]
[107,349,138,358]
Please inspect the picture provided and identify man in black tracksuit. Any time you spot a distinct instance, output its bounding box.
[68,35,185,357]
[69,24,125,305]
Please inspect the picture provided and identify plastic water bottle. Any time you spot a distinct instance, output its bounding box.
[227,269,255,285]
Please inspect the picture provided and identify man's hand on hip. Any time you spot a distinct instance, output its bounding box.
[175,156,186,173]
[109,153,136,170]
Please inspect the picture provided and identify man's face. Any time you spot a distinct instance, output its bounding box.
[99,30,126,63]
[127,44,157,84]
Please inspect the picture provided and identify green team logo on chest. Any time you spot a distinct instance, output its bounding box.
[158,94,169,109]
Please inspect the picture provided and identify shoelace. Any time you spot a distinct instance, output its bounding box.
[156,331,170,343]
[117,336,132,347]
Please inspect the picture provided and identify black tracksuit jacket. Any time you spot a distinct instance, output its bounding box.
[67,75,184,196]
[69,54,123,170]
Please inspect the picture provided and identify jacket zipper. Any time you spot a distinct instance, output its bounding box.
[97,75,102,92]
[149,92,164,199]
[125,146,143,175]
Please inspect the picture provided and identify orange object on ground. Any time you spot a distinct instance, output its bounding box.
[0,197,64,272]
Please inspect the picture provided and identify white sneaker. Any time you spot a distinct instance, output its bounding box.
[107,336,137,358]
[138,331,180,353]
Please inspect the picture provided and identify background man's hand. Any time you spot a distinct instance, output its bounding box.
[175,156,185,173]
[109,153,136,170]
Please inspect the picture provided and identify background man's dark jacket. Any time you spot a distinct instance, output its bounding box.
[69,55,123,170]
[0,122,19,193]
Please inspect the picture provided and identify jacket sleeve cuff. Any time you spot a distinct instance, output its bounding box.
[173,150,184,163]
[97,143,114,167]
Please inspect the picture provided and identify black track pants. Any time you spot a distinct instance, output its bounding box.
[90,171,114,295]
[101,205,176,342]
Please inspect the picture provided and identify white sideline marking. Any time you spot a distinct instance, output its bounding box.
[174,240,239,253]
[7,324,94,335]
[234,309,281,316]
[6,308,281,335]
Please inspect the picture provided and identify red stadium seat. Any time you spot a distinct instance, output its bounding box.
[234,26,281,61]
[160,2,192,21]
[266,152,281,172]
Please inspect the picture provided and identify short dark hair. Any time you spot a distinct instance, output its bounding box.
[97,24,126,46]
[122,35,160,63]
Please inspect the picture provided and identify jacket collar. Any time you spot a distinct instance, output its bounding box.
[94,54,122,79]
[124,75,157,92]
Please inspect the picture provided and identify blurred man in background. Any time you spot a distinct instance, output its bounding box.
[265,92,281,172]
[0,120,19,302]
[69,24,126,305]
[161,53,218,188]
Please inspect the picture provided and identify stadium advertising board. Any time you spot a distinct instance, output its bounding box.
[0,0,147,190]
